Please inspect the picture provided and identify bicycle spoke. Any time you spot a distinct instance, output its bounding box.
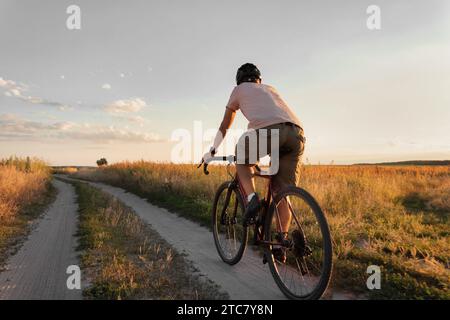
[213,185,247,264]
[306,257,322,274]
[295,258,307,295]
[267,189,331,299]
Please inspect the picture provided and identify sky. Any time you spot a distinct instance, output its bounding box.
[0,0,449,165]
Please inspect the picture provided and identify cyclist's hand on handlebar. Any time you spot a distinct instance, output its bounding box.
[199,147,216,164]
[197,155,210,175]
[198,153,211,169]
[197,147,216,174]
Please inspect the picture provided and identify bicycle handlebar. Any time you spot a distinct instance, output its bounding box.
[197,155,235,175]
[197,155,262,175]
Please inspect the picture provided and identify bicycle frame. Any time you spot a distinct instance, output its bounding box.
[201,156,284,248]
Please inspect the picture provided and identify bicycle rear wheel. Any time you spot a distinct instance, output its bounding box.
[264,186,332,300]
[212,181,248,265]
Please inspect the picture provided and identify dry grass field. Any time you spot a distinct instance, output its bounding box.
[71,161,450,299]
[0,157,50,219]
[0,157,54,267]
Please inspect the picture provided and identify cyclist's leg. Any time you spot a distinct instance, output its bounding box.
[236,164,255,196]
[235,128,266,197]
[272,126,305,233]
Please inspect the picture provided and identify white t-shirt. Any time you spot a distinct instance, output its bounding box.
[226,82,302,130]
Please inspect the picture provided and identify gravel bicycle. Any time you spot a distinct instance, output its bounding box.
[198,155,333,300]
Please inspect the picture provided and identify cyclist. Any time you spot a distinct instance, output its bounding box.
[203,63,305,255]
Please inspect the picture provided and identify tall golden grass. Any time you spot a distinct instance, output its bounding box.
[72,162,450,299]
[0,157,51,219]
[52,167,78,174]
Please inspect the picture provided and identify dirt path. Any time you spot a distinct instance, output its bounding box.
[0,180,82,300]
[79,180,283,299]
[63,177,353,300]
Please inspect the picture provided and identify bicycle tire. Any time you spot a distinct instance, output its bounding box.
[264,186,333,300]
[212,181,248,265]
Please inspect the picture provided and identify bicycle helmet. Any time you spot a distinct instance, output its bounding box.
[236,63,261,85]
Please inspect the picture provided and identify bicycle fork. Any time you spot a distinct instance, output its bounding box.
[220,183,237,226]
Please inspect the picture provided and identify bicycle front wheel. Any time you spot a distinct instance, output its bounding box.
[212,181,248,265]
[264,186,333,300]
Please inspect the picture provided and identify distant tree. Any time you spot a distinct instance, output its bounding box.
[96,158,108,167]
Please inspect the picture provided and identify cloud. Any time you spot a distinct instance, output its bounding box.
[20,95,72,110]
[126,115,147,126]
[63,124,160,143]
[0,77,25,97]
[0,77,17,88]
[0,114,161,144]
[0,114,72,134]
[103,98,147,114]
[101,83,111,90]
[10,88,21,96]
[0,76,72,110]
[103,98,149,125]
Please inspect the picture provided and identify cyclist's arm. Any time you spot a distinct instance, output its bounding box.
[212,107,236,151]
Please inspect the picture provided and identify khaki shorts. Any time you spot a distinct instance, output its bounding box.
[235,123,305,190]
